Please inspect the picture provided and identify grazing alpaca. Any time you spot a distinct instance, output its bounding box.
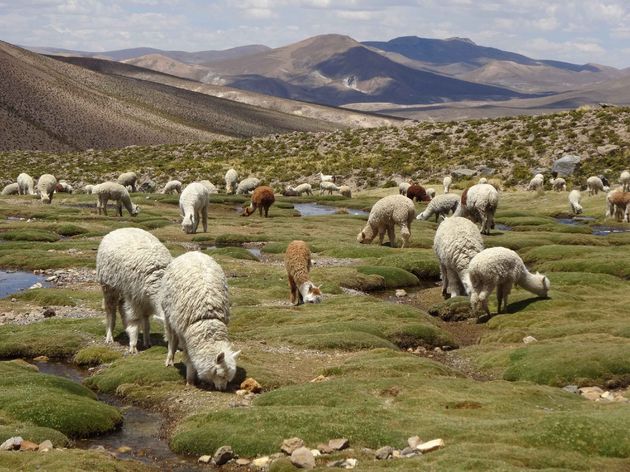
[357,194,416,248]
[468,247,550,316]
[607,190,630,222]
[568,189,583,215]
[284,240,322,305]
[453,183,499,235]
[406,184,431,202]
[243,186,275,217]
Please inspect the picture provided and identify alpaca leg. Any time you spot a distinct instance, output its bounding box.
[440,264,449,299]
[264,205,269,217]
[164,323,178,367]
[102,197,108,216]
[378,227,386,245]
[288,276,298,305]
[182,350,197,386]
[102,286,118,343]
[202,204,208,232]
[496,284,504,313]
[142,313,151,348]
[126,321,139,354]
[117,201,123,217]
[259,205,263,217]
[193,210,199,233]
[387,225,396,248]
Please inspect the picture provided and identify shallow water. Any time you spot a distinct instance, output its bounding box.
[554,216,630,235]
[0,270,48,298]
[591,226,630,236]
[34,361,201,471]
[293,203,369,217]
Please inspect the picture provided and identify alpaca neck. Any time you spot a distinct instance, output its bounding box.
[518,270,546,297]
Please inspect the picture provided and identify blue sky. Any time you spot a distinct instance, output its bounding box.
[1,0,628,67]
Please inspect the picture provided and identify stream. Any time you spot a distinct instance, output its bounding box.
[555,216,630,235]
[33,361,202,471]
[0,270,49,299]
[293,203,369,217]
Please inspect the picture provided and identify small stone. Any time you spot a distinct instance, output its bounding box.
[29,282,42,290]
[235,458,251,465]
[328,438,349,451]
[343,458,358,469]
[433,347,443,353]
[291,447,315,469]
[20,440,39,451]
[522,335,537,344]
[117,446,132,454]
[42,308,56,318]
[38,440,53,452]
[375,446,393,460]
[213,445,234,465]
[597,144,619,155]
[198,455,212,463]
[395,289,407,298]
[236,389,249,396]
[579,386,604,400]
[10,298,16,302]
[317,443,333,454]
[392,450,401,458]
[408,435,422,448]
[252,456,270,468]
[240,377,262,393]
[401,447,417,457]
[281,437,305,455]
[33,355,49,362]
[0,436,23,451]
[311,449,321,457]
[601,391,615,401]
[416,438,445,453]
[562,385,579,394]
[310,375,328,383]
[89,445,106,452]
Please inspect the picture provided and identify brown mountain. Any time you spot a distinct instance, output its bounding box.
[0,41,340,152]
[123,54,211,82]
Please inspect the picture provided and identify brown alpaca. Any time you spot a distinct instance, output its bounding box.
[242,186,275,217]
[460,186,470,206]
[607,191,630,222]
[284,240,322,305]
[406,184,431,202]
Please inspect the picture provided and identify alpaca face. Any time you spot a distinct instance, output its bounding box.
[538,273,551,298]
[181,214,195,233]
[198,350,241,391]
[131,205,140,216]
[302,283,322,304]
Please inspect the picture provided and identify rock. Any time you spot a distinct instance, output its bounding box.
[562,385,579,394]
[310,375,328,383]
[579,386,604,401]
[428,296,473,321]
[601,391,615,401]
[236,458,251,465]
[38,440,53,452]
[527,133,535,142]
[290,447,315,469]
[416,438,445,453]
[597,144,619,155]
[311,449,321,457]
[0,436,23,451]
[317,443,333,454]
[343,458,358,469]
[552,154,581,177]
[236,389,249,396]
[252,456,271,468]
[117,446,132,454]
[29,282,42,290]
[198,455,212,463]
[522,336,537,344]
[328,438,349,451]
[395,289,407,298]
[476,165,495,176]
[452,168,477,178]
[281,437,305,455]
[401,446,417,457]
[375,446,394,460]
[241,377,263,393]
[33,355,49,362]
[407,436,422,448]
[89,445,107,452]
[213,445,234,465]
[42,307,56,318]
[20,440,39,451]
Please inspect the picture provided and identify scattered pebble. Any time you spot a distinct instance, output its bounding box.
[252,456,270,468]
[310,374,328,383]
[290,446,315,469]
[328,438,349,451]
[33,355,49,362]
[522,335,537,344]
[401,446,417,457]
[117,446,132,454]
[281,437,305,455]
[375,446,393,460]
[235,458,251,465]
[240,377,262,393]
[28,283,42,290]
[562,385,579,394]
[198,455,212,464]
[42,307,56,318]
[395,289,407,298]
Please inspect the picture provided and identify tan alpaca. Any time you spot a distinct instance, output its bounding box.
[284,240,322,305]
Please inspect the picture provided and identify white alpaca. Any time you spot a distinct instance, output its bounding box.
[1,183,19,195]
[426,188,436,199]
[224,169,238,194]
[17,173,35,195]
[83,184,95,194]
[319,172,334,182]
[399,182,412,195]
[453,183,499,235]
[357,194,415,248]
[478,177,488,184]
[621,170,630,192]
[293,183,313,196]
[200,180,218,194]
[586,176,608,195]
[468,247,550,316]
[443,176,452,194]
[319,181,339,195]
[36,174,57,204]
[180,182,209,234]
[56,180,74,193]
[339,185,352,198]
[551,177,566,192]
[93,182,140,217]
[433,216,483,298]
[417,194,460,222]
[161,251,240,389]
[161,180,182,194]
[96,228,173,353]
[526,174,544,192]
[568,189,583,215]
[235,177,261,195]
[117,172,138,192]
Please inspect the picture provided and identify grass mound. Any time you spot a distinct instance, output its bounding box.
[73,346,123,367]
[0,229,60,242]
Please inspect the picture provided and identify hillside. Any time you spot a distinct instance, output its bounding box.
[2,106,627,191]
[0,41,340,152]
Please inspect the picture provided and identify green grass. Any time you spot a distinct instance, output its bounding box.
[73,346,123,367]
[0,229,60,242]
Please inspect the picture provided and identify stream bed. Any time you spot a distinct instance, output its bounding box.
[293,203,369,217]
[0,270,49,299]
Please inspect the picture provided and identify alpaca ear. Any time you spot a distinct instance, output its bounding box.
[216,352,225,364]
[232,350,241,360]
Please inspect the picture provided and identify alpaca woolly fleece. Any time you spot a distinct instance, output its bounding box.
[417,194,460,222]
[426,188,436,199]
[453,183,499,235]
[160,251,240,389]
[433,216,483,298]
[96,228,173,353]
[339,185,352,198]
[293,183,313,195]
[199,180,218,194]
[468,246,550,316]
[319,172,334,182]
[319,181,339,195]
[551,177,566,191]
[161,180,182,194]
[83,184,95,194]
[36,174,57,204]
[406,184,431,202]
[607,190,630,222]
[56,180,74,193]
[399,182,412,195]
[224,169,238,194]
[243,186,275,217]
[117,172,138,192]
[357,194,415,248]
[587,176,608,195]
[621,170,630,192]
[17,173,35,195]
[93,182,139,216]
[568,189,583,215]
[1,183,19,195]
[179,182,209,233]
[526,174,544,192]
[284,240,322,305]
[443,176,452,194]
[235,177,261,195]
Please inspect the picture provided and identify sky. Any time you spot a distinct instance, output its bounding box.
[0,0,628,67]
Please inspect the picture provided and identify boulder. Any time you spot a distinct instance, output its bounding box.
[281,437,305,455]
[597,144,619,155]
[416,438,445,453]
[0,436,22,451]
[375,446,394,460]
[38,440,53,452]
[290,447,315,469]
[407,436,422,449]
[213,445,234,465]
[552,155,581,177]
[476,165,495,176]
[451,168,477,178]
[328,438,349,451]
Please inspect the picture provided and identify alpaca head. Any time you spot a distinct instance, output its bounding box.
[357,226,374,244]
[131,204,140,217]
[536,272,551,298]
[197,349,241,391]
[241,204,254,217]
[181,214,195,233]
[301,282,322,304]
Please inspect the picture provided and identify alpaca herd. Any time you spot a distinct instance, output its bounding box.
[3,166,629,391]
